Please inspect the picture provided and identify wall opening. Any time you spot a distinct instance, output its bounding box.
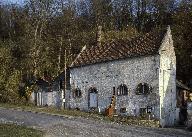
[88,87,98,109]
[140,108,147,116]
[120,107,127,113]
[73,88,82,98]
[117,84,128,96]
[136,83,151,95]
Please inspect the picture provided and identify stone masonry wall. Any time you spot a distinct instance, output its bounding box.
[159,27,176,127]
[69,55,161,118]
[30,89,61,107]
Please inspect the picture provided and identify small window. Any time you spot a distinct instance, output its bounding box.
[136,83,151,95]
[117,84,128,96]
[89,87,97,93]
[140,108,147,116]
[59,80,63,90]
[73,88,82,98]
[120,108,127,113]
[113,87,116,95]
[147,106,152,113]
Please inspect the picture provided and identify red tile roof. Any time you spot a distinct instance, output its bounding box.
[71,28,167,68]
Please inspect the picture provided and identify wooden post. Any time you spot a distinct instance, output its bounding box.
[58,36,62,75]
[63,48,67,109]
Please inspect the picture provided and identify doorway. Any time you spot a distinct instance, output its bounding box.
[88,87,98,109]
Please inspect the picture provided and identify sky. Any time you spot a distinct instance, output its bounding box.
[1,0,24,5]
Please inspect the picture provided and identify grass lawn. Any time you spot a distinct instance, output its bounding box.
[0,123,43,137]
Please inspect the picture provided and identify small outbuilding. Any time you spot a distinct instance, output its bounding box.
[30,78,60,107]
[30,70,70,108]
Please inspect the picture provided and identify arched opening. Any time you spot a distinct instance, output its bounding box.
[117,84,128,96]
[73,88,82,98]
[88,87,98,108]
[136,83,151,95]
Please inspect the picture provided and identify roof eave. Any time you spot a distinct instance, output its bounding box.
[70,53,159,69]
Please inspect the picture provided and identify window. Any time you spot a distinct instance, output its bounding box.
[120,108,127,113]
[89,87,97,93]
[117,84,128,96]
[113,87,116,95]
[140,108,147,116]
[147,106,152,113]
[136,83,151,95]
[73,88,82,98]
[59,80,63,90]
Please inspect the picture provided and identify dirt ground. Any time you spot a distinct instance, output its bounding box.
[0,107,192,137]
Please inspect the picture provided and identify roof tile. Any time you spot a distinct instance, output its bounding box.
[71,28,167,68]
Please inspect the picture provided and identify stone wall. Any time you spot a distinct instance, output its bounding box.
[159,26,176,127]
[70,55,160,118]
[30,89,61,107]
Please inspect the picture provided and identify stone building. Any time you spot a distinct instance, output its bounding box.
[30,78,61,107]
[69,26,176,127]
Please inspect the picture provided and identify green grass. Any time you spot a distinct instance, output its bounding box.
[0,123,43,137]
[0,103,159,128]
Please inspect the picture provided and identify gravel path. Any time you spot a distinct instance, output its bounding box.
[0,107,191,137]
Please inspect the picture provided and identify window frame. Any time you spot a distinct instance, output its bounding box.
[136,83,151,95]
[73,88,82,98]
[88,87,98,109]
[120,107,127,113]
[117,84,128,96]
[139,108,147,116]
